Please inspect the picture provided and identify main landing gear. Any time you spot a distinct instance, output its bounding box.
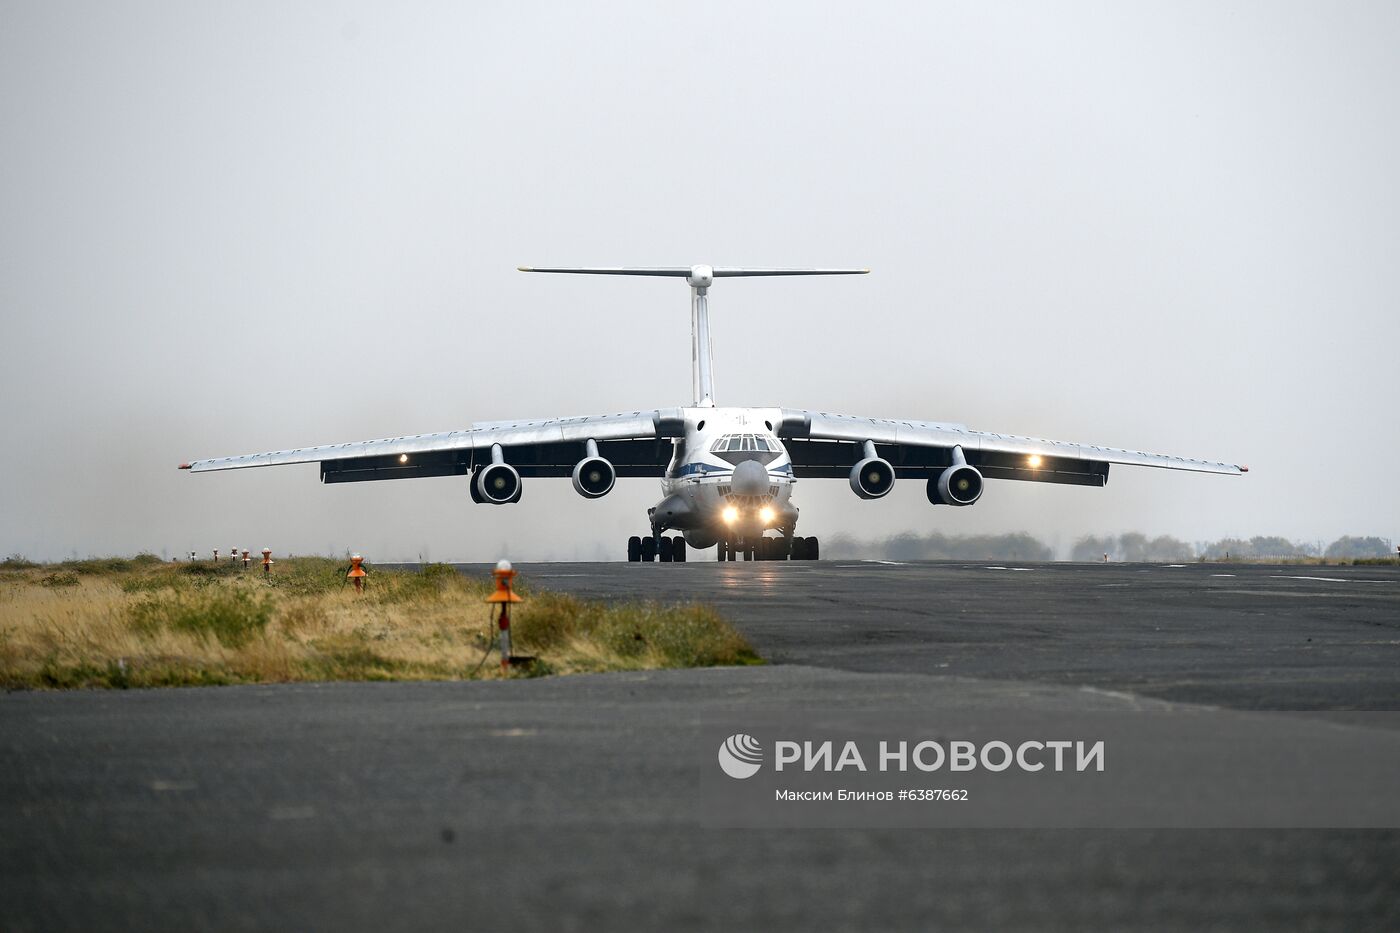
[627,535,687,563]
[627,535,820,562]
[716,537,820,561]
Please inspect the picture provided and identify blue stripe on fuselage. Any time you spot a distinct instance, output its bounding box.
[673,462,793,478]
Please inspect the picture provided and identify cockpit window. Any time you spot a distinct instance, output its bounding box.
[712,433,779,454]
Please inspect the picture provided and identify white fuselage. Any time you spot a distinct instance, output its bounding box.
[651,407,797,549]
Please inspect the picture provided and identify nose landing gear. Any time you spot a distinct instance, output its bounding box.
[716,540,757,561]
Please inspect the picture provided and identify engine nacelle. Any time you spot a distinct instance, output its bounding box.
[475,462,522,504]
[571,456,616,498]
[929,464,983,506]
[850,457,895,499]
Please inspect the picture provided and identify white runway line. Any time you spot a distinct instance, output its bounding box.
[1272,575,1390,584]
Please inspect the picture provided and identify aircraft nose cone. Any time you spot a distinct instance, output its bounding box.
[731,459,769,495]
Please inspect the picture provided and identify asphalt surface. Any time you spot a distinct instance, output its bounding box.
[3,560,1399,931]
[515,560,1400,711]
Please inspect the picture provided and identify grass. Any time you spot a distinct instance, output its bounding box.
[0,557,759,689]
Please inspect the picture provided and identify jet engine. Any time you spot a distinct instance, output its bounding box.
[475,462,522,504]
[928,463,983,506]
[572,456,616,498]
[850,451,895,499]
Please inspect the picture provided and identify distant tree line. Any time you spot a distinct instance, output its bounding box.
[1187,535,1393,561]
[825,532,1053,562]
[819,533,1394,562]
[1321,536,1395,558]
[1071,533,1193,562]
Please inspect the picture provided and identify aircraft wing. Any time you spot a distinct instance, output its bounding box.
[776,409,1246,487]
[180,409,684,483]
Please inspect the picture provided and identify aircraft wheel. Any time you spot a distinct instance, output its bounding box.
[672,538,687,563]
[791,537,808,561]
[806,537,819,561]
[659,537,674,562]
[627,536,642,562]
[641,536,656,562]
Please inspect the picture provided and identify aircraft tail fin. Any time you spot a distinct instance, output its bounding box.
[519,265,869,408]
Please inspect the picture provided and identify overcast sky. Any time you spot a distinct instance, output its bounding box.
[2,1,1397,561]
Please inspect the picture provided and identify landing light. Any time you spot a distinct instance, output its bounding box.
[1027,455,1042,468]
[759,506,775,524]
[722,506,739,524]
[399,454,409,463]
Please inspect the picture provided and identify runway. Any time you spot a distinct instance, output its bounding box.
[3,561,1398,930]
[514,559,1400,710]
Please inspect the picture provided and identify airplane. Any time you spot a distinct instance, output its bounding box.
[180,265,1246,562]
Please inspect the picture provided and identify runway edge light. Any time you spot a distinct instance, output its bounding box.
[347,555,367,594]
[485,560,525,673]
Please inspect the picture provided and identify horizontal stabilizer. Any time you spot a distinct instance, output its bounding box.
[518,266,869,277]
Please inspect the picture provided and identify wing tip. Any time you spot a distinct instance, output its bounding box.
[1239,465,1249,473]
[178,462,191,470]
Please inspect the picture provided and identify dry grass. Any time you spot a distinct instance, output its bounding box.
[0,557,759,689]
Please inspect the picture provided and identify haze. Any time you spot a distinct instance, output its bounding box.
[2,1,1397,562]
